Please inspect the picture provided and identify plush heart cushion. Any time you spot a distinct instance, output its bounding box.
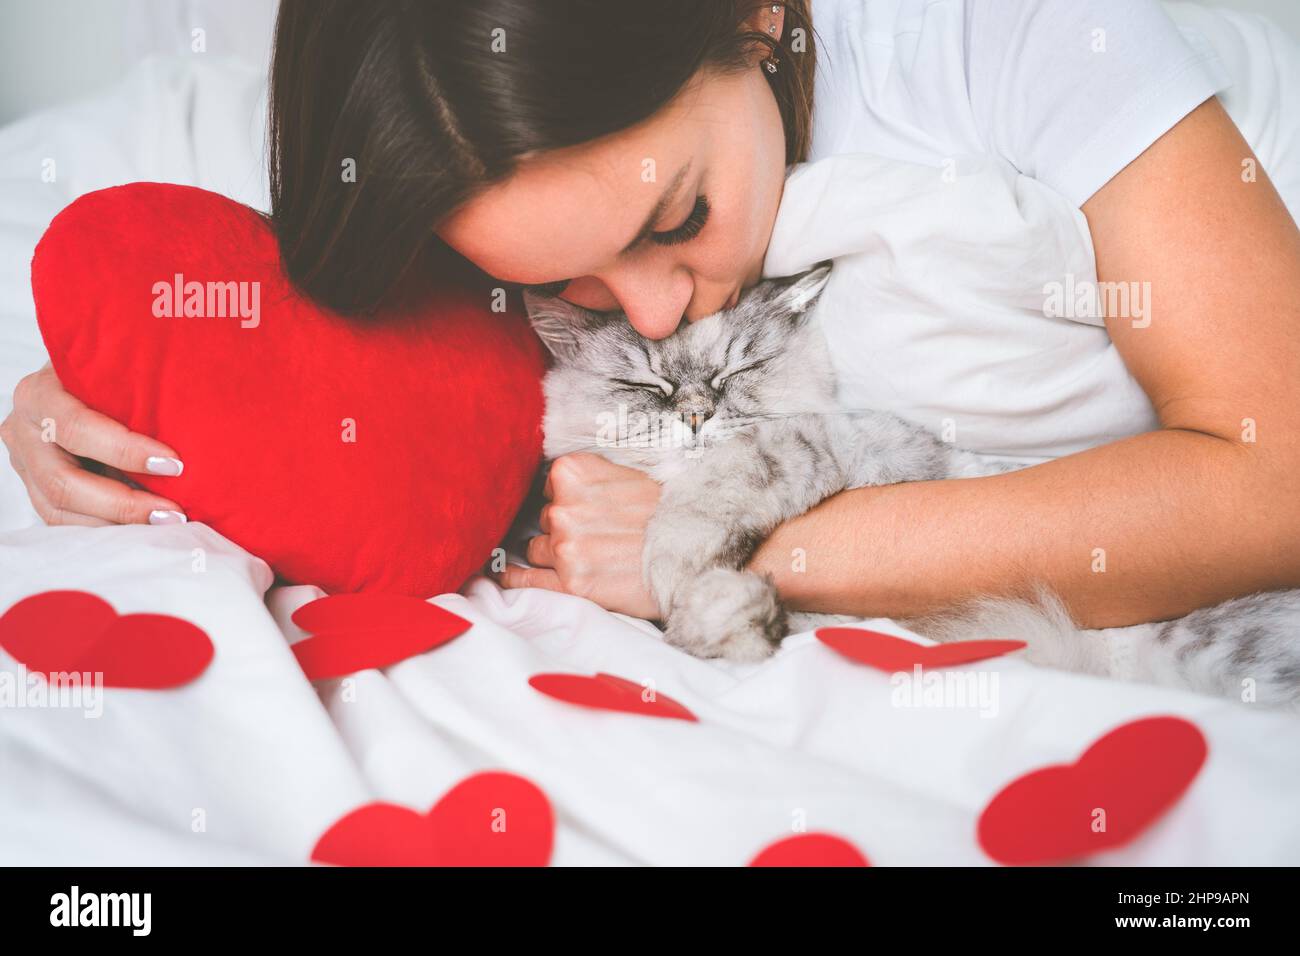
[32,182,545,597]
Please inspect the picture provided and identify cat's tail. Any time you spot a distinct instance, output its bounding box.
[911,587,1300,711]
[910,589,1115,678]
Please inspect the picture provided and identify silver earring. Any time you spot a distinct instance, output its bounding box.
[764,59,778,74]
[768,24,777,34]
[772,4,781,11]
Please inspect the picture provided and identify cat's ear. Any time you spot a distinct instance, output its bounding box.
[522,291,601,362]
[763,262,833,319]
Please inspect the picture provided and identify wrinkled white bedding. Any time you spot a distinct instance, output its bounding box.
[1,58,1298,866]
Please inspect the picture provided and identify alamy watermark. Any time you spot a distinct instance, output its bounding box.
[890,665,1000,718]
[152,273,261,328]
[1043,273,1152,328]
[50,886,150,936]
[0,665,103,718]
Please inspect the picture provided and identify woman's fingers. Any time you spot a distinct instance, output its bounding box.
[509,451,663,617]
[16,365,183,475]
[4,364,187,526]
[496,563,565,592]
[542,451,642,499]
[22,477,114,527]
[525,533,555,567]
[17,441,183,526]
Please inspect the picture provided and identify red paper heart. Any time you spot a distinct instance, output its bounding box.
[312,771,554,866]
[749,833,871,867]
[817,627,1025,670]
[290,593,470,681]
[33,183,545,598]
[528,672,698,721]
[978,715,1208,865]
[0,590,213,688]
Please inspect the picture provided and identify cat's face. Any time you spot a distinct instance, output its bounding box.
[527,266,834,469]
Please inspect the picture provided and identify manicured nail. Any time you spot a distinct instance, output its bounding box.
[149,509,188,525]
[145,456,184,476]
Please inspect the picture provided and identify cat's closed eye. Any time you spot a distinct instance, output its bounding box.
[613,377,674,397]
[710,359,769,390]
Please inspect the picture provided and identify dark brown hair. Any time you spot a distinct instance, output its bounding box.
[269,1,817,314]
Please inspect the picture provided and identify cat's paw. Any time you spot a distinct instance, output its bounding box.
[663,568,786,662]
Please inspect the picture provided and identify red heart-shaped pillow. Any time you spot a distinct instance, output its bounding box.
[32,183,544,597]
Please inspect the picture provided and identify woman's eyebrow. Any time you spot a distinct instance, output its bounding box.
[620,160,692,255]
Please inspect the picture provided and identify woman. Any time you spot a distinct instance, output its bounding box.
[4,0,1299,631]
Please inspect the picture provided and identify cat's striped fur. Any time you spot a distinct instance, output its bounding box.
[526,266,1300,710]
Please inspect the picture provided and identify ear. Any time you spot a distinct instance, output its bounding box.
[762,262,833,318]
[739,2,787,65]
[522,291,602,362]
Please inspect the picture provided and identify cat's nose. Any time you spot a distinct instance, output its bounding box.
[676,390,714,435]
[686,410,712,435]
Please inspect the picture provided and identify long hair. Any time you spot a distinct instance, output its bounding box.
[268,1,817,314]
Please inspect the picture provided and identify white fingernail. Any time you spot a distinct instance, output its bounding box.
[145,456,184,476]
[149,509,187,525]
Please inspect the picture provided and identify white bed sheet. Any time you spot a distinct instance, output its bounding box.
[1,58,1298,867]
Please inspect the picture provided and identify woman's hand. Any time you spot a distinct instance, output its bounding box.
[496,452,662,619]
[0,364,186,526]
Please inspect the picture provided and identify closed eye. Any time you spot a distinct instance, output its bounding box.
[521,196,708,293]
[650,195,709,247]
[613,377,674,397]
[711,360,768,390]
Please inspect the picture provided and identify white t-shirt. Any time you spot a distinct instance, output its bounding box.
[767,0,1299,462]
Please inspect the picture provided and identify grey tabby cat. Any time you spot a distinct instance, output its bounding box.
[525,266,1300,709]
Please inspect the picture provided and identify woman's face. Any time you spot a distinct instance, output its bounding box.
[439,65,788,340]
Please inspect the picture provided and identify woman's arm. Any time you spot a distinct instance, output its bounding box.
[748,98,1300,626]
[502,99,1300,627]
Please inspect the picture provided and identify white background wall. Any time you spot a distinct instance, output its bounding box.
[0,0,1296,127]
[0,0,133,125]
[0,0,276,125]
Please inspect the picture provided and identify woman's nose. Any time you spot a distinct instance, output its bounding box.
[625,308,686,340]
[556,276,620,312]
[558,274,687,338]
[621,287,692,339]
[605,269,694,340]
